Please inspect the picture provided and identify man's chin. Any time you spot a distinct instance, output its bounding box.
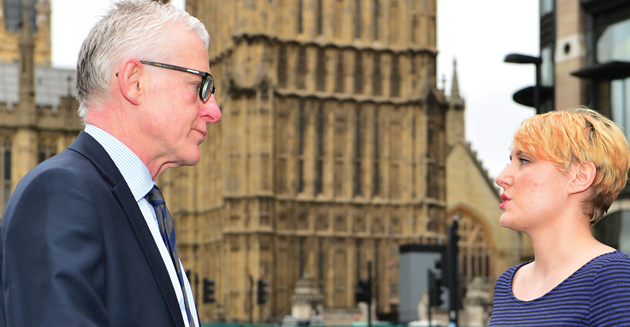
[182,150,201,166]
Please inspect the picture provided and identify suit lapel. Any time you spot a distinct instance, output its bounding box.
[112,183,185,327]
[68,132,185,327]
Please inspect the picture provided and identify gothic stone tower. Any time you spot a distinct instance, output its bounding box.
[0,0,82,217]
[168,0,451,322]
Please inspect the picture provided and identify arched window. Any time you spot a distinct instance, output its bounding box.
[450,210,496,289]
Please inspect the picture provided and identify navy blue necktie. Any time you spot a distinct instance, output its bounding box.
[146,186,195,327]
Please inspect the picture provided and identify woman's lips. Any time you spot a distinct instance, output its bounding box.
[500,194,511,209]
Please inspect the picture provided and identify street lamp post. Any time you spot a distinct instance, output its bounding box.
[504,53,543,114]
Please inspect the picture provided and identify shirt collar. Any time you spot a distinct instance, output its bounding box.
[84,124,154,201]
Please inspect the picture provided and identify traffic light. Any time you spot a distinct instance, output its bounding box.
[355,278,371,304]
[203,278,215,303]
[428,256,447,308]
[257,279,269,305]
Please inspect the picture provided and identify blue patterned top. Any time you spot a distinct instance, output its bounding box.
[490,250,630,326]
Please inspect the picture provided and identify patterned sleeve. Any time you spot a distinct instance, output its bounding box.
[589,256,630,326]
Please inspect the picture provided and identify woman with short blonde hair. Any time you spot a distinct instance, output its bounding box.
[490,108,630,326]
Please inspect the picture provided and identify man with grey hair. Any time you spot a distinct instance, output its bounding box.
[0,1,220,326]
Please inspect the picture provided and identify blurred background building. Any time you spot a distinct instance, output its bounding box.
[0,0,81,217]
[175,0,518,323]
[10,0,620,325]
[503,0,630,262]
[549,0,630,258]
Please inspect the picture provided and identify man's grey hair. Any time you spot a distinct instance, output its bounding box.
[76,0,210,121]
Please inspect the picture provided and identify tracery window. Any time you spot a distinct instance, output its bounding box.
[455,213,495,286]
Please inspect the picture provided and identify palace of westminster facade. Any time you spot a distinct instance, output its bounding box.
[0,0,522,323]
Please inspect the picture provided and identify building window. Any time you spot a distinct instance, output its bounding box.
[541,46,554,87]
[412,15,419,44]
[299,238,305,277]
[38,143,57,164]
[374,0,379,40]
[296,47,307,90]
[316,48,326,91]
[355,239,362,282]
[390,55,401,97]
[334,107,347,197]
[333,0,343,39]
[317,0,323,35]
[298,0,304,34]
[389,0,399,45]
[318,239,325,282]
[355,0,361,39]
[354,51,363,94]
[298,103,306,193]
[335,51,344,93]
[374,240,380,302]
[372,53,382,96]
[540,0,554,16]
[458,214,494,283]
[354,106,363,197]
[275,107,290,194]
[373,110,380,196]
[316,104,325,194]
[597,18,630,138]
[278,45,288,88]
[593,210,630,254]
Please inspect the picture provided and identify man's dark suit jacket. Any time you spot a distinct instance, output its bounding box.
[0,132,186,326]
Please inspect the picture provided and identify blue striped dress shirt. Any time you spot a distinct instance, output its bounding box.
[85,124,199,327]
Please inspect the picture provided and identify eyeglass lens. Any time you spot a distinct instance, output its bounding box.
[201,75,215,102]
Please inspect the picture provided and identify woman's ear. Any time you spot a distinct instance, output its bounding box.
[117,59,145,105]
[569,161,597,195]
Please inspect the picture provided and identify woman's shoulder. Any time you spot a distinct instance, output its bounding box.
[586,250,630,272]
[586,251,630,325]
[586,250,630,281]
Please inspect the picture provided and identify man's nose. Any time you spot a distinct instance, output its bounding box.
[200,94,221,123]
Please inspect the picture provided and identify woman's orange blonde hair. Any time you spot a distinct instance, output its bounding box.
[513,108,630,224]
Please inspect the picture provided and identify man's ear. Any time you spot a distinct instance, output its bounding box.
[569,161,597,195]
[117,59,145,105]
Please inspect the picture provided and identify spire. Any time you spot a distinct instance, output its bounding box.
[18,0,36,125]
[450,58,461,101]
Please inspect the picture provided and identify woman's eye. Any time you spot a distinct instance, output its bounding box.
[519,158,529,164]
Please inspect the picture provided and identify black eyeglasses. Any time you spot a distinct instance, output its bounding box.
[140,60,216,102]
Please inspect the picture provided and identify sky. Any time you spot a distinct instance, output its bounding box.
[50,0,539,181]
